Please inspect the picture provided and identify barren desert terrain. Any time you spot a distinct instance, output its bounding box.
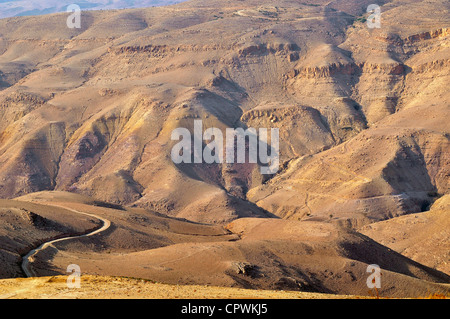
[0,0,449,299]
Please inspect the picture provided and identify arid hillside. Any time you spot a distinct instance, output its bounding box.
[0,0,448,224]
[0,0,448,299]
[0,191,448,298]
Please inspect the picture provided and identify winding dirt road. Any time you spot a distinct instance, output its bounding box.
[21,206,111,278]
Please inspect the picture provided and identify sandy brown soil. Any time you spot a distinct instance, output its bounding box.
[0,275,365,299]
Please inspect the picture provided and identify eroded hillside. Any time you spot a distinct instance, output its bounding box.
[0,0,449,299]
[0,0,448,224]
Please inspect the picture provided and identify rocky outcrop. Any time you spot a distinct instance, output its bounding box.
[286,62,360,79]
[403,28,449,44]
